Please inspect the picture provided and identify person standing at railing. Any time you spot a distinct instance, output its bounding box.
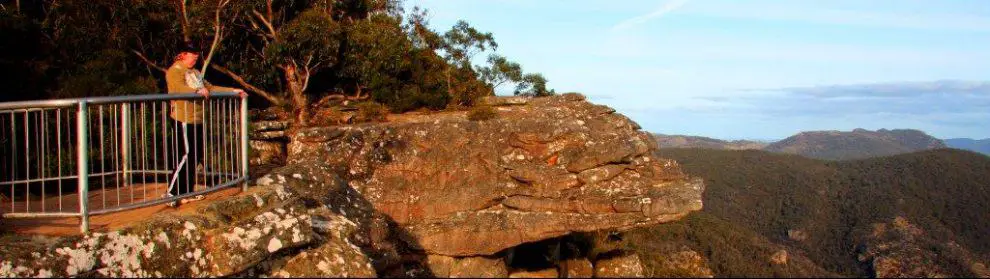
[165,43,247,207]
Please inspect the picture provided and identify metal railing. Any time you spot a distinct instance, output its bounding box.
[0,93,249,233]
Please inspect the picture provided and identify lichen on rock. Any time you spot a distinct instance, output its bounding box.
[1,94,703,278]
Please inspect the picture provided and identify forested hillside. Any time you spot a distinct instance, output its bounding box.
[629,148,990,277]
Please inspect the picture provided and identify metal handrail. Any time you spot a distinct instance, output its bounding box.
[0,92,241,111]
[0,92,250,233]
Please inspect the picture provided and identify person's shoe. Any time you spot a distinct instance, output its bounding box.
[163,194,178,208]
[180,195,206,204]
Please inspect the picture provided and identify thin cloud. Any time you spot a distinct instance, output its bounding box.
[693,80,990,118]
[610,0,690,32]
[680,1,990,33]
[776,80,990,99]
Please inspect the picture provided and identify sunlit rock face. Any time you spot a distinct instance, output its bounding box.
[287,94,704,257]
[0,94,703,278]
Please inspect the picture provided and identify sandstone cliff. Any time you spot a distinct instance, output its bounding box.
[0,94,703,277]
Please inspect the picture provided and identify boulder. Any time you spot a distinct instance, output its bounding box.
[267,235,376,278]
[425,254,508,278]
[251,121,290,133]
[787,229,808,242]
[252,130,287,140]
[562,257,595,278]
[771,250,788,265]
[508,268,558,278]
[649,249,715,278]
[594,253,645,278]
[250,140,286,166]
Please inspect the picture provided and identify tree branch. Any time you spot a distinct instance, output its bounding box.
[178,0,190,43]
[131,50,166,73]
[211,64,284,105]
[266,0,274,23]
[301,55,315,92]
[201,0,231,74]
[252,9,278,40]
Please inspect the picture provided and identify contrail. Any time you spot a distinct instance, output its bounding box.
[611,0,690,31]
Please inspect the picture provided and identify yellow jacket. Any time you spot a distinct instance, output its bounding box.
[165,62,235,123]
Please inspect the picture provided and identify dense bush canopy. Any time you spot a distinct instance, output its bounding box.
[638,148,990,277]
[0,0,553,122]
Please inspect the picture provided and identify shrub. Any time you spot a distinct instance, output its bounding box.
[467,105,498,121]
[355,102,390,123]
[561,92,586,101]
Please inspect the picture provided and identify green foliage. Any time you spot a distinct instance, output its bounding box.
[476,54,555,98]
[446,63,494,106]
[366,48,450,112]
[515,73,555,97]
[55,50,159,98]
[355,101,390,122]
[341,14,410,89]
[436,20,497,106]
[650,148,990,277]
[441,20,497,66]
[264,9,342,71]
[477,54,522,90]
[466,105,498,121]
[1,0,551,116]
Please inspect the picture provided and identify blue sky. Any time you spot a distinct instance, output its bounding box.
[408,0,990,140]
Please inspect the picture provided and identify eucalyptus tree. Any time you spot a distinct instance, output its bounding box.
[1,0,554,122]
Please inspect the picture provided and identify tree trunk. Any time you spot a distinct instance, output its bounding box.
[284,64,310,125]
[445,68,455,103]
[354,81,363,99]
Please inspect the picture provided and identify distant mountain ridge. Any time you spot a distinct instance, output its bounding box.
[656,128,950,160]
[944,138,990,155]
[653,134,768,150]
[764,128,947,160]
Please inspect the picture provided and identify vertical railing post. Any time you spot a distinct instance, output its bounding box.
[240,96,249,191]
[77,101,89,234]
[121,104,131,185]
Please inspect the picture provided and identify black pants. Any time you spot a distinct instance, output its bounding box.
[168,121,204,197]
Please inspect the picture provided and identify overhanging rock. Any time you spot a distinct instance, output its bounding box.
[287,94,705,256]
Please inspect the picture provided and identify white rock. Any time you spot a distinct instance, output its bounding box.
[267,238,284,253]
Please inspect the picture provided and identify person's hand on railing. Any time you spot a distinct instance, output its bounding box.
[196,88,210,99]
[234,88,247,98]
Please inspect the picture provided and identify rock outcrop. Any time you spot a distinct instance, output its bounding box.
[287,94,703,257]
[0,94,704,278]
[250,119,291,167]
[0,179,373,278]
[857,216,990,278]
[648,249,715,278]
[594,253,646,278]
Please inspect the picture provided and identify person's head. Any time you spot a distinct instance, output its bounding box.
[175,44,201,68]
